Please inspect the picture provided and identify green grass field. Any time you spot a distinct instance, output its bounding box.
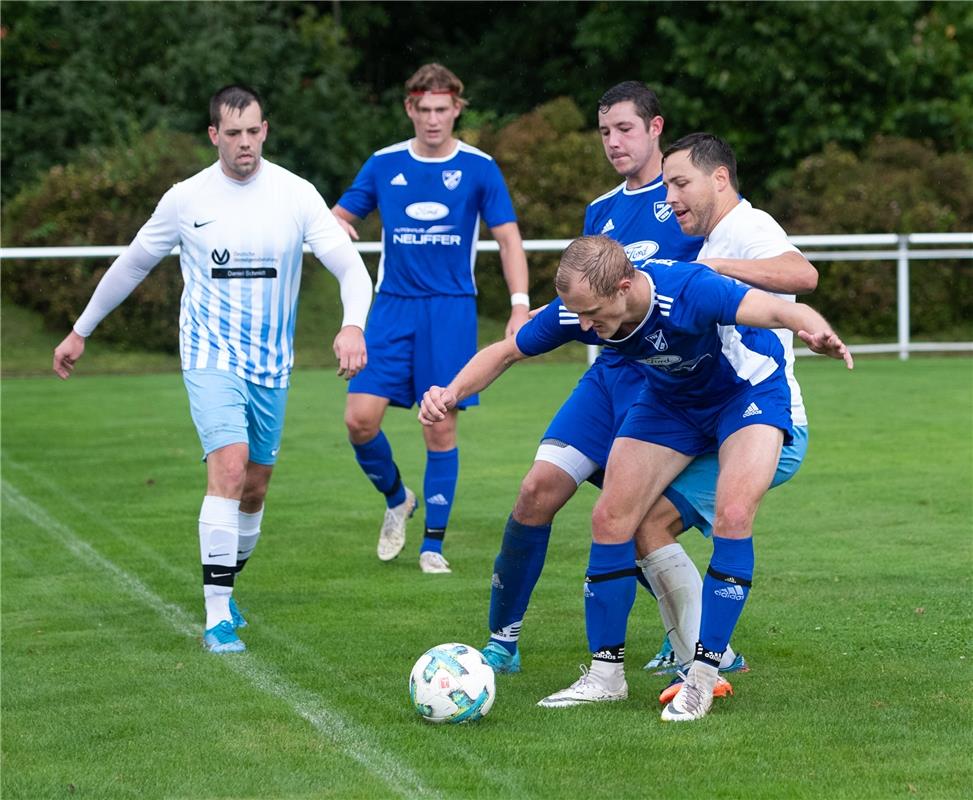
[2,357,971,799]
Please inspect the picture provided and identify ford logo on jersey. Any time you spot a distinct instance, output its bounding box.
[623,240,660,262]
[405,202,450,221]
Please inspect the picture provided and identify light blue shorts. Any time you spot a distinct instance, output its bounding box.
[183,369,289,465]
[664,425,809,537]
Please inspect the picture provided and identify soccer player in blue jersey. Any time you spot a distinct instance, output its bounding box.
[473,82,815,678]
[421,237,852,719]
[52,85,373,654]
[474,81,703,673]
[333,64,529,574]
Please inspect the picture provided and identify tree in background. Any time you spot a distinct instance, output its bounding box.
[338,0,972,202]
[766,136,973,338]
[0,1,395,203]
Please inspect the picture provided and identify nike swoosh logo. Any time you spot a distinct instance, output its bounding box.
[194,220,216,228]
[211,572,232,578]
[208,551,231,558]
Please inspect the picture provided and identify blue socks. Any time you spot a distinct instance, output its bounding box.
[488,515,552,654]
[421,448,458,554]
[352,432,405,508]
[698,535,754,664]
[585,540,638,663]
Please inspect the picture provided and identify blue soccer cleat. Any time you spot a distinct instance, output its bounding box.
[643,636,679,674]
[203,620,246,654]
[229,596,248,629]
[481,641,522,674]
[720,652,749,674]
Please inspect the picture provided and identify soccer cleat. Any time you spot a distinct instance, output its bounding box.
[418,550,451,574]
[643,636,678,674]
[481,641,522,674]
[537,665,628,708]
[720,652,749,674]
[377,488,416,561]
[203,620,246,654]
[229,596,247,629]
[658,672,734,705]
[660,662,719,722]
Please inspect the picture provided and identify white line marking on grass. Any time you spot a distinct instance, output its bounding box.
[2,479,442,800]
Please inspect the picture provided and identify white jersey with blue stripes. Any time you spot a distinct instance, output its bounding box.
[135,160,349,388]
[698,200,807,426]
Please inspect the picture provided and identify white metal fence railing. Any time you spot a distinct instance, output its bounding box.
[2,233,971,361]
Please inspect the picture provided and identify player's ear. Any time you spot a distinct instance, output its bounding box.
[208,126,219,146]
[713,165,731,192]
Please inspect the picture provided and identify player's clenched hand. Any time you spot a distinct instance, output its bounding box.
[53,331,86,380]
[798,329,854,370]
[334,325,367,379]
[419,386,456,426]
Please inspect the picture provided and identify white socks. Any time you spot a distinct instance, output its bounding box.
[237,506,264,568]
[199,495,240,629]
[589,658,626,690]
[639,542,741,670]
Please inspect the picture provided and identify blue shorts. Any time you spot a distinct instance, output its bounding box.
[617,375,794,455]
[542,356,645,469]
[663,425,809,537]
[348,293,479,409]
[183,369,288,465]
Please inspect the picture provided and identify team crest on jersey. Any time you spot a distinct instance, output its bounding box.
[646,330,668,351]
[654,201,674,222]
[442,170,463,190]
[623,240,660,261]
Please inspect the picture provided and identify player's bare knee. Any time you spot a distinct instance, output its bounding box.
[344,408,380,443]
[213,460,248,496]
[715,501,755,537]
[591,499,632,543]
[512,472,561,524]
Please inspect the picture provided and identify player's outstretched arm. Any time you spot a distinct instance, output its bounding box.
[491,221,530,337]
[52,241,163,380]
[736,289,854,369]
[418,336,528,425]
[701,251,818,295]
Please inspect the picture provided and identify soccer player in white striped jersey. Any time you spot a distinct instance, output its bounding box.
[52,85,373,654]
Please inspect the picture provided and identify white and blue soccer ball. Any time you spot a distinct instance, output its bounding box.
[409,643,496,724]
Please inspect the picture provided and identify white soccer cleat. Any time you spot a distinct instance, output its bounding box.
[377,488,416,561]
[660,661,719,722]
[419,551,451,574]
[537,664,628,708]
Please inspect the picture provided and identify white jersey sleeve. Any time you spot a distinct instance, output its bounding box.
[315,240,372,330]
[135,184,183,258]
[73,241,163,337]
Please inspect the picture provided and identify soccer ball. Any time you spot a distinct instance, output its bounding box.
[409,643,496,724]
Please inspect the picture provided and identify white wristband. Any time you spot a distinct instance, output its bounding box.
[510,292,530,308]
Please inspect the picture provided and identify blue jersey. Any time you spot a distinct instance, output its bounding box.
[517,260,786,409]
[583,177,704,262]
[583,177,704,367]
[337,140,517,297]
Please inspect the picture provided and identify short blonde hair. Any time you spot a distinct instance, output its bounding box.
[555,236,635,298]
[405,63,469,109]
